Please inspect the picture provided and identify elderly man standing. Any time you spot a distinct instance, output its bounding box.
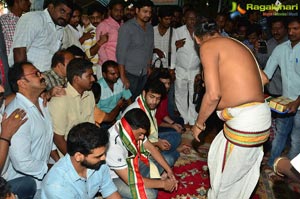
[9,0,73,72]
[171,9,200,127]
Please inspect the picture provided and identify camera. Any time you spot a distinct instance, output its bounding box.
[258,40,267,54]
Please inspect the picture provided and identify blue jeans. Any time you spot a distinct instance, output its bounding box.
[126,72,147,101]
[154,130,181,173]
[268,110,300,166]
[168,83,176,118]
[8,176,36,199]
[112,160,158,199]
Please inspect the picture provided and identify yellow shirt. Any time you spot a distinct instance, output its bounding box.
[48,82,95,140]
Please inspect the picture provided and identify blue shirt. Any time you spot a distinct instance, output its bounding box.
[97,78,131,113]
[41,154,117,199]
[264,40,300,100]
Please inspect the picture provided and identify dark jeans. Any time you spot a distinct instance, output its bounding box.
[8,176,36,199]
[168,82,176,118]
[126,72,147,101]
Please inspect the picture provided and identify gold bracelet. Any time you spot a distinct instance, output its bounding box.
[195,122,206,131]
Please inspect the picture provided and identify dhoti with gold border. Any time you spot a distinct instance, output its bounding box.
[207,102,271,199]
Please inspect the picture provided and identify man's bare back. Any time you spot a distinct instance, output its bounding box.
[200,36,265,110]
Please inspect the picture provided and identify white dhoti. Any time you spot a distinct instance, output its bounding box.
[208,102,271,199]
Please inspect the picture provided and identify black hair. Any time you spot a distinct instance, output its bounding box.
[124,108,150,131]
[183,8,196,17]
[67,122,109,156]
[148,68,171,82]
[173,5,182,14]
[287,16,300,25]
[158,6,173,18]
[102,60,118,73]
[72,3,82,15]
[51,49,72,68]
[216,12,228,19]
[87,3,106,16]
[143,78,166,97]
[0,177,11,199]
[134,0,154,9]
[269,17,286,28]
[246,24,261,37]
[91,82,101,103]
[237,19,250,29]
[50,0,73,10]
[8,61,32,93]
[66,58,93,83]
[65,45,86,58]
[5,0,14,8]
[108,0,124,10]
[194,21,218,38]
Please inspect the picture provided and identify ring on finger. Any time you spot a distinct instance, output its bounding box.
[14,114,20,119]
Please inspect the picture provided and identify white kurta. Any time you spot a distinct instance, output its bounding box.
[171,25,200,124]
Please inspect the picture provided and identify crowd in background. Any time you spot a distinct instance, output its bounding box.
[0,0,299,198]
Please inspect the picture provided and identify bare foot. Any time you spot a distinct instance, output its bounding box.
[177,144,191,154]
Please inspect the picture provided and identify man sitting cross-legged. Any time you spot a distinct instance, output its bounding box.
[106,108,178,199]
[123,80,181,172]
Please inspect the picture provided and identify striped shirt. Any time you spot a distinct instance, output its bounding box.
[43,69,66,91]
[82,23,99,65]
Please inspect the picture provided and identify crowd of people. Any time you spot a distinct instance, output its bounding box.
[0,0,299,198]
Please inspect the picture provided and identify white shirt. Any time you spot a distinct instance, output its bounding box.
[4,93,54,189]
[153,26,171,68]
[171,25,200,80]
[62,24,83,50]
[9,9,64,72]
[106,121,148,179]
[106,122,128,179]
[264,41,300,100]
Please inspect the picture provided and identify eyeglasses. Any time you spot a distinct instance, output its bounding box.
[22,70,42,78]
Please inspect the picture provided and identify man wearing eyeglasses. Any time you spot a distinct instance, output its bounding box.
[4,61,59,198]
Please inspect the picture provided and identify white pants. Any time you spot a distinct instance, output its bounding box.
[175,78,197,125]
